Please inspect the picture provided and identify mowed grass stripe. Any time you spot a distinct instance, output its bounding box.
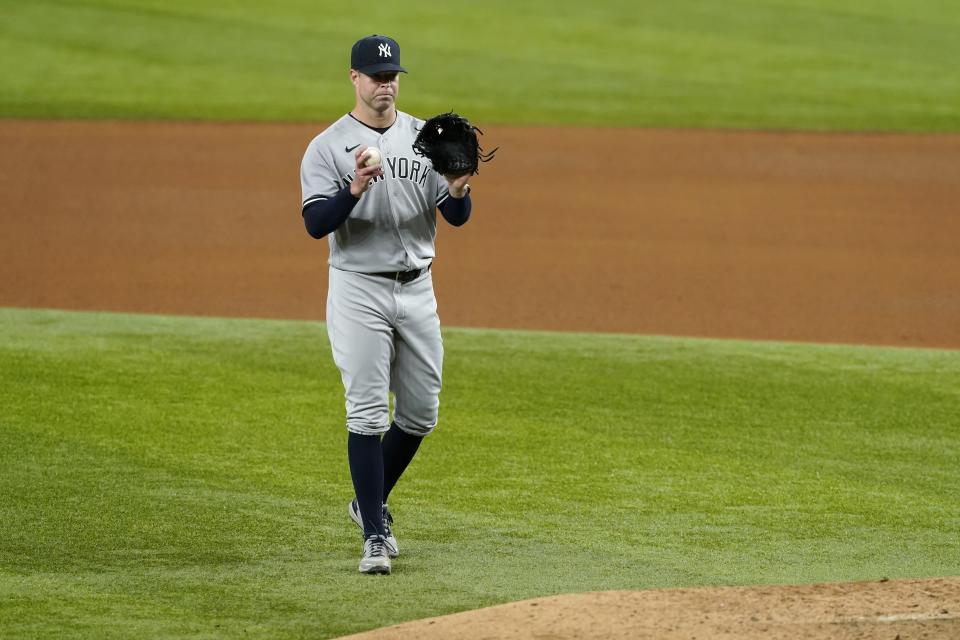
[0,0,959,130]
[1,308,958,639]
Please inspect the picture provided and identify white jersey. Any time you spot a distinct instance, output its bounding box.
[300,111,450,273]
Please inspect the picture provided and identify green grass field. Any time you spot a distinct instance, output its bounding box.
[2,308,958,639]
[2,1,959,637]
[2,0,959,130]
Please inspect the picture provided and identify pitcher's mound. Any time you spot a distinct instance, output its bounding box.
[338,577,959,639]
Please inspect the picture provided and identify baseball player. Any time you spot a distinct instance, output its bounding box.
[299,35,473,575]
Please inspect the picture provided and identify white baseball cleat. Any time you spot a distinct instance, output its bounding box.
[359,535,391,575]
[348,499,399,558]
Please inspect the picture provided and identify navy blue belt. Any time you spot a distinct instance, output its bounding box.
[372,263,431,283]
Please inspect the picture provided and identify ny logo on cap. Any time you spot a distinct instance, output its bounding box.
[378,43,392,58]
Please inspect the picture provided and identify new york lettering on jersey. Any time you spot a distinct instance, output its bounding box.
[337,156,429,190]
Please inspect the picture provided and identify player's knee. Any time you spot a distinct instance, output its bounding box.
[344,398,390,436]
[394,400,439,436]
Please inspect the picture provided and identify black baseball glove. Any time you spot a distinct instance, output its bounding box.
[412,112,497,176]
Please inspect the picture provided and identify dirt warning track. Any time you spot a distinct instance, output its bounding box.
[1,120,958,348]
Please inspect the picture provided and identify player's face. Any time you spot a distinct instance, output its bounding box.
[353,71,400,114]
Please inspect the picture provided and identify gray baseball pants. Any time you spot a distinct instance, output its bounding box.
[326,266,443,437]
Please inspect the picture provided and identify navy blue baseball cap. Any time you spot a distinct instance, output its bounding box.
[351,35,407,75]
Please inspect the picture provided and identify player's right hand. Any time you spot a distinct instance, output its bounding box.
[350,146,384,197]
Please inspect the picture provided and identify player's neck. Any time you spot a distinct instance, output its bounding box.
[351,105,397,130]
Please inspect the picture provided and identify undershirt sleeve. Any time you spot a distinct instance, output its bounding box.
[302,187,360,239]
[437,193,472,227]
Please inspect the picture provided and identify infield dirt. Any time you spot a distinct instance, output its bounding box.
[1,120,958,638]
[2,120,959,348]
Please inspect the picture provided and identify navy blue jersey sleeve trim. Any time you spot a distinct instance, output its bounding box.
[438,193,471,227]
[302,187,360,239]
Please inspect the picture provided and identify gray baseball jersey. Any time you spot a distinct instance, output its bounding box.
[300,111,450,273]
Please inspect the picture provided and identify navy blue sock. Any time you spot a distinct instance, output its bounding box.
[382,423,424,503]
[347,432,385,538]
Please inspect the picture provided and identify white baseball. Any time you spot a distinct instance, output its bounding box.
[360,147,382,168]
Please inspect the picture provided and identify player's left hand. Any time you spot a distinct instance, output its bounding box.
[444,173,470,199]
